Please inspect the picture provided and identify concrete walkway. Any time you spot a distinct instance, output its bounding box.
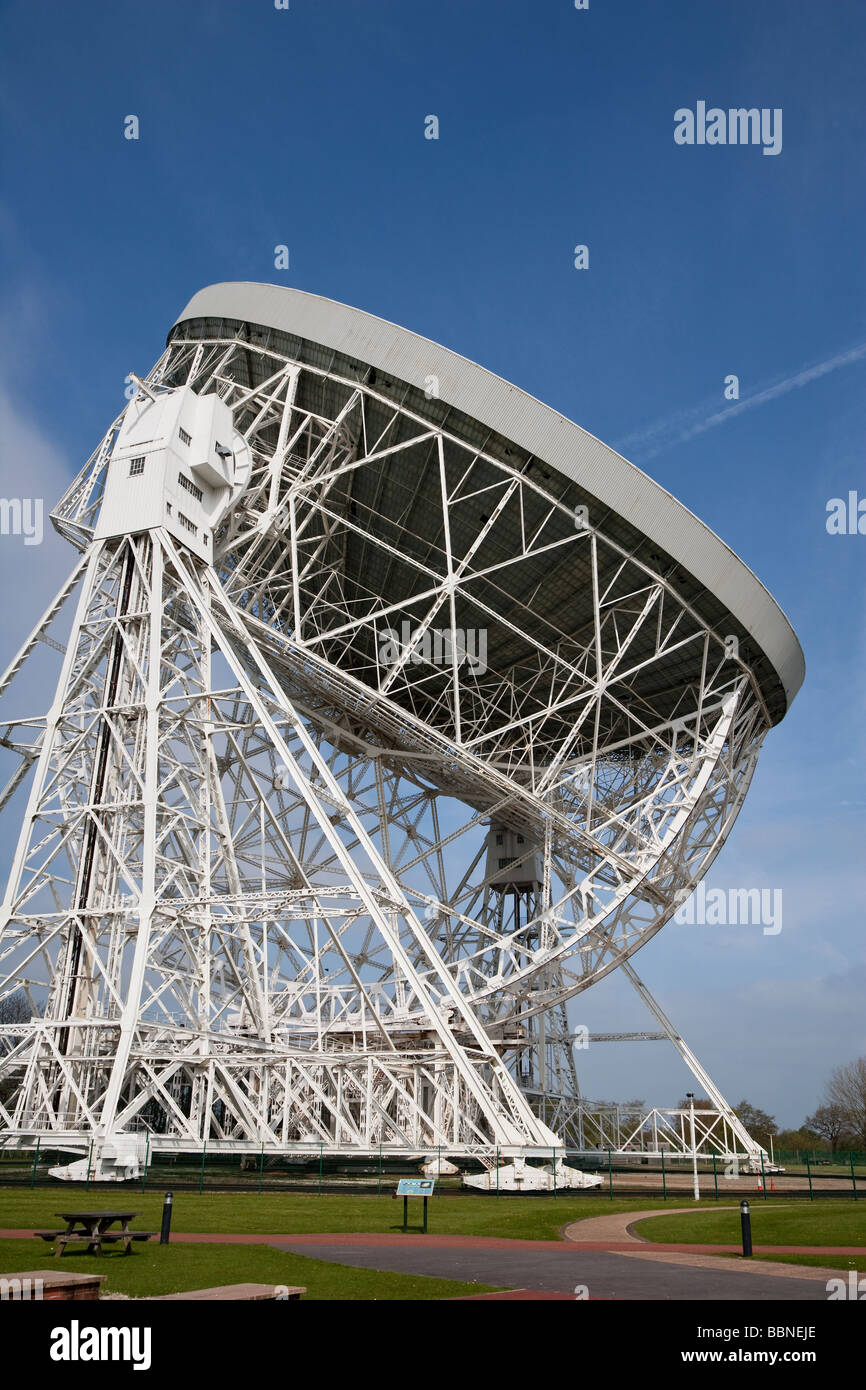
[2,1225,858,1301]
[563,1204,742,1244]
[269,1233,842,1300]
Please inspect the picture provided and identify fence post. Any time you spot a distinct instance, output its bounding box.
[496,1146,499,1197]
[661,1147,666,1201]
[199,1140,206,1195]
[850,1152,858,1200]
[377,1142,382,1195]
[258,1141,264,1195]
[608,1148,613,1200]
[760,1149,767,1199]
[140,1133,150,1194]
[553,1148,557,1199]
[806,1150,813,1201]
[712,1152,718,1201]
[318,1143,323,1196]
[30,1137,40,1188]
[85,1138,93,1190]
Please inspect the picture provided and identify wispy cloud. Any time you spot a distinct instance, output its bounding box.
[615,340,866,462]
[0,380,79,874]
[0,382,74,650]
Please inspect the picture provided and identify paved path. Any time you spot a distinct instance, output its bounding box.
[563,1205,742,1244]
[3,1226,858,1301]
[268,1233,840,1300]
[611,1250,841,1283]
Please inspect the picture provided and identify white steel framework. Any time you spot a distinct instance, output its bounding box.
[0,289,801,1173]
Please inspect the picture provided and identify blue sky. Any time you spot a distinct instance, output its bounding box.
[0,0,864,1128]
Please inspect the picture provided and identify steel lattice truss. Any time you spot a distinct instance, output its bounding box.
[0,323,775,1164]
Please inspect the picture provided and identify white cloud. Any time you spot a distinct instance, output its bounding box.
[0,383,75,652]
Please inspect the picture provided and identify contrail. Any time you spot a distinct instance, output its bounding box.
[614,340,866,461]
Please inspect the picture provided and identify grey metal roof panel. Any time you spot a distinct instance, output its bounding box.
[170,281,805,715]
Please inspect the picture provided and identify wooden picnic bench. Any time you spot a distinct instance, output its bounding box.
[35,1210,157,1256]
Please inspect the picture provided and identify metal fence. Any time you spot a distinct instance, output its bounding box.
[0,1144,863,1198]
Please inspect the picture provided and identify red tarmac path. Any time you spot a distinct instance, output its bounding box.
[1,1227,862,1256]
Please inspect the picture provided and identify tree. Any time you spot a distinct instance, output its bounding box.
[733,1099,778,1150]
[0,990,30,1110]
[618,1098,648,1136]
[804,1104,851,1154]
[826,1058,866,1151]
[0,991,29,1026]
[677,1096,716,1110]
[776,1126,822,1153]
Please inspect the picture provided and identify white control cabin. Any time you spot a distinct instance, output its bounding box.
[94,384,248,561]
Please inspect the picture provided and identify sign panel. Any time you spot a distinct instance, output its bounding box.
[396,1179,435,1197]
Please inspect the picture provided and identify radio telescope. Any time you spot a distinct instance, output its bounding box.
[0,284,803,1182]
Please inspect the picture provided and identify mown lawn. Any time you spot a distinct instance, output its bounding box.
[0,1236,497,1300]
[632,1201,866,1247]
[0,1186,671,1242]
[6,1187,859,1249]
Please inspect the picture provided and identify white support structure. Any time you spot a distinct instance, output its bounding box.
[547,963,768,1162]
[0,288,801,1176]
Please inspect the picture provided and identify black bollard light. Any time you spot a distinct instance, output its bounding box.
[160,1190,174,1245]
[740,1198,752,1257]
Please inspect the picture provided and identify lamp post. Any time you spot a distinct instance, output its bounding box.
[687,1092,700,1201]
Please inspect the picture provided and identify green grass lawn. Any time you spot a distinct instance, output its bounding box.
[632,1201,866,1247]
[0,1236,497,1300]
[0,1186,672,1242]
[4,1186,862,1250]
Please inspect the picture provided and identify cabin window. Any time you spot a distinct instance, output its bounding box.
[178,473,203,503]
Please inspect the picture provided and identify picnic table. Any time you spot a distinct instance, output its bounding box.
[36,1210,156,1257]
